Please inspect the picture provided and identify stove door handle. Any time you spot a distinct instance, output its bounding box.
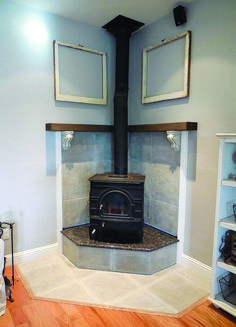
[99,204,103,216]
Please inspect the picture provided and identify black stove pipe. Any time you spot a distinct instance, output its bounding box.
[103,16,144,176]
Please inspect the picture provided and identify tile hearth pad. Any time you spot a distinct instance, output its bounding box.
[17,254,210,315]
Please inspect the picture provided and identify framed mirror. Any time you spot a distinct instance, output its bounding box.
[54,40,107,105]
[142,31,191,104]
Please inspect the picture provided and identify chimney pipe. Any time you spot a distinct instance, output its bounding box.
[102,15,144,176]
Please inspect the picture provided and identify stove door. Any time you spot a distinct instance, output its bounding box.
[99,190,133,219]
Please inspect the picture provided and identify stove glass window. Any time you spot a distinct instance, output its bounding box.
[100,191,131,216]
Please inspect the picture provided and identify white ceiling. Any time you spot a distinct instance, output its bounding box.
[12,0,193,28]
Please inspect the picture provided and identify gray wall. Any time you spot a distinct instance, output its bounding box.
[62,132,113,228]
[129,0,236,266]
[129,132,180,236]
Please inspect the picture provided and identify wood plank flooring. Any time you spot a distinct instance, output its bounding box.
[1,266,236,326]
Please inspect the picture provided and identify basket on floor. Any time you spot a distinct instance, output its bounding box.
[219,272,236,305]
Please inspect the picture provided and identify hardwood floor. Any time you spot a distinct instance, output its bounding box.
[1,266,236,326]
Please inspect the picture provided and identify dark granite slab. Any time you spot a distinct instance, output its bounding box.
[61,224,178,252]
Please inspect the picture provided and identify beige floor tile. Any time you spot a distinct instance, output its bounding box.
[81,271,137,303]
[146,277,208,312]
[112,289,175,313]
[174,265,211,292]
[18,254,210,314]
[42,280,99,303]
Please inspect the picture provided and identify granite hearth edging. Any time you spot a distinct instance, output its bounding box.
[61,224,177,251]
[62,224,178,274]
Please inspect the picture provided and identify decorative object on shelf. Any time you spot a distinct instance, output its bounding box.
[62,131,74,151]
[53,40,107,105]
[228,173,236,180]
[219,230,236,266]
[219,272,236,306]
[231,233,236,265]
[166,131,181,151]
[233,204,236,221]
[142,31,191,104]
[226,200,236,218]
[219,230,233,263]
[228,151,236,180]
[232,151,236,164]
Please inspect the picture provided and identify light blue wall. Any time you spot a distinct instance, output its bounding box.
[129,0,236,265]
[0,0,115,254]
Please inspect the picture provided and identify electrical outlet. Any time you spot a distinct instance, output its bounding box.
[2,228,10,240]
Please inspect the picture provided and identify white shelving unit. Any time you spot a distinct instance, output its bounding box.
[210,134,236,317]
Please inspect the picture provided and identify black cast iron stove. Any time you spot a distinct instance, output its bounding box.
[89,174,145,243]
[89,15,145,243]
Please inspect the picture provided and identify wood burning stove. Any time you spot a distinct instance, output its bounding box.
[89,15,145,243]
[89,174,145,243]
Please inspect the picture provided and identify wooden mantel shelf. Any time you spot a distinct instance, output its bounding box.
[45,122,197,132]
[128,122,197,132]
[46,123,113,132]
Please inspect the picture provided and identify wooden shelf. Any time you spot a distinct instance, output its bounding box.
[217,258,236,274]
[46,122,198,133]
[217,133,236,139]
[46,123,113,132]
[219,216,236,231]
[128,122,197,132]
[222,179,236,187]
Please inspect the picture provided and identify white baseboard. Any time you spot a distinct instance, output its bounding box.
[182,254,212,280]
[5,243,58,266]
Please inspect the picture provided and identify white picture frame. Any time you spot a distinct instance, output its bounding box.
[53,40,107,105]
[142,31,191,104]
